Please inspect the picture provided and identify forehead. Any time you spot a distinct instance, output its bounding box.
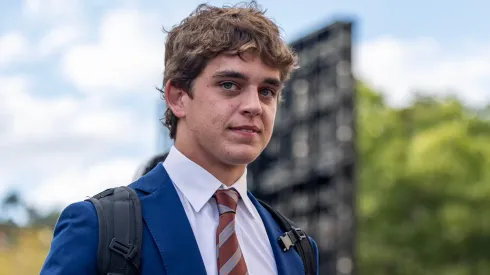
[202,52,281,82]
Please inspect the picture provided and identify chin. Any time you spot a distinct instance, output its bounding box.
[223,144,263,165]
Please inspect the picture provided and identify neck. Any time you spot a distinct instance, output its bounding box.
[174,141,246,186]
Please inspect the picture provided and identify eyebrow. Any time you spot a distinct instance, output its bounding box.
[212,70,282,88]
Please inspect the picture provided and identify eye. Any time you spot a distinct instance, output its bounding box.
[220,81,238,91]
[259,88,275,98]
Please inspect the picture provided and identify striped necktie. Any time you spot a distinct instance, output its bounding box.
[214,189,248,275]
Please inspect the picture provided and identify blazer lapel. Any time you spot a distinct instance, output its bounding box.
[132,164,206,275]
[248,192,305,275]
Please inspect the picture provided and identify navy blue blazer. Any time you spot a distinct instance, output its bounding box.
[40,164,319,274]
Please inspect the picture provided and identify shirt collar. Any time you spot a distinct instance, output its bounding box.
[218,169,257,219]
[162,146,257,219]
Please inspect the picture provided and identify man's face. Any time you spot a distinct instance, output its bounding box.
[178,52,281,167]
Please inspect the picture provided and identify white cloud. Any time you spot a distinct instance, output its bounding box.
[62,9,164,95]
[0,77,150,145]
[0,8,167,214]
[25,158,141,212]
[0,75,157,211]
[355,36,490,107]
[0,32,29,67]
[23,0,82,21]
[39,26,83,57]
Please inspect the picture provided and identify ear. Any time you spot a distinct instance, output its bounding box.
[164,80,188,118]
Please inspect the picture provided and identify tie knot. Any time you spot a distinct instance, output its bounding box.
[214,189,240,215]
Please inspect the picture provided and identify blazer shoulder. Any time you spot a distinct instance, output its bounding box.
[40,201,99,275]
[308,236,320,274]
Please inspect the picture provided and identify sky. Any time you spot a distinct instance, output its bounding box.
[1,0,490,217]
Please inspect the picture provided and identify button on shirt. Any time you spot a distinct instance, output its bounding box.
[162,146,277,275]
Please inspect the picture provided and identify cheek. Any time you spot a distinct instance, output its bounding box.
[263,106,276,128]
[206,102,236,132]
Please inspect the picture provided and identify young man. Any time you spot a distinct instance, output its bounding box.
[40,2,319,275]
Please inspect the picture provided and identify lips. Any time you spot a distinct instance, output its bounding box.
[229,125,261,133]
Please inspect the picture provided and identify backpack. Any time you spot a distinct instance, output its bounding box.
[86,186,317,275]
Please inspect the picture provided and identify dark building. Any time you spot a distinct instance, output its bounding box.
[248,21,356,275]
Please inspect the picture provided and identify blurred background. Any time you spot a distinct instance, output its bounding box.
[1,0,490,274]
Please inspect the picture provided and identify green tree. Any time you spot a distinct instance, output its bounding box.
[357,83,490,275]
[1,191,59,229]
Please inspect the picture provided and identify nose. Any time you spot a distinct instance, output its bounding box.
[240,88,263,117]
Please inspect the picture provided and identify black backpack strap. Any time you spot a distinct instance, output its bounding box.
[258,199,317,275]
[85,186,143,275]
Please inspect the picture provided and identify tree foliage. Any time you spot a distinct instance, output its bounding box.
[357,83,490,275]
[0,192,60,275]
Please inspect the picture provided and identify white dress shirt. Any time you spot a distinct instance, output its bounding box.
[162,146,277,275]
